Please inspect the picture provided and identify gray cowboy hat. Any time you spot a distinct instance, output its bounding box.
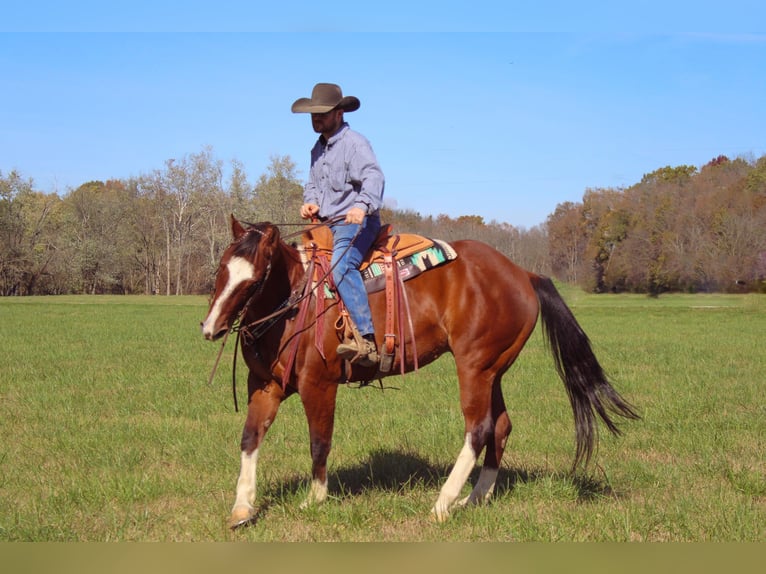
[291,83,360,113]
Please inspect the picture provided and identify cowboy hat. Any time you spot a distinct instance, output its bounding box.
[291,83,360,113]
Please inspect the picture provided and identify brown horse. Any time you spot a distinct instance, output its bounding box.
[201,216,639,528]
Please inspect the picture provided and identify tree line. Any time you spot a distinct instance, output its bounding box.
[546,155,766,293]
[2,149,764,296]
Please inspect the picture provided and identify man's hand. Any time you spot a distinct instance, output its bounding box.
[300,203,320,219]
[345,207,366,224]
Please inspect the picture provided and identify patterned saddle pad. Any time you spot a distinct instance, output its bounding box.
[301,223,457,295]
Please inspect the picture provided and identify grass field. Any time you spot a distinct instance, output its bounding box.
[0,289,763,541]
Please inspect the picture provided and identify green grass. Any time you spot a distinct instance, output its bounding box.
[0,292,763,541]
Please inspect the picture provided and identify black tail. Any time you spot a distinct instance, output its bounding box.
[530,275,640,470]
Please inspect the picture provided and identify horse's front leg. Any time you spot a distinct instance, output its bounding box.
[229,377,283,529]
[298,379,338,509]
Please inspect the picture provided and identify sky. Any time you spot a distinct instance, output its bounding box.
[1,2,765,228]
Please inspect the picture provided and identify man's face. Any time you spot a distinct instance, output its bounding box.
[311,109,344,136]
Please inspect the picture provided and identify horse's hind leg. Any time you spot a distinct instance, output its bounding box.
[431,364,496,522]
[432,380,512,520]
[298,380,339,509]
[458,379,511,507]
[431,431,484,522]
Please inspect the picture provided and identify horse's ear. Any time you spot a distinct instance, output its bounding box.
[230,215,246,240]
[261,224,281,248]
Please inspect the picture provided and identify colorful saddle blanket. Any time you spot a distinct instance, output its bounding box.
[360,237,456,293]
[300,223,458,295]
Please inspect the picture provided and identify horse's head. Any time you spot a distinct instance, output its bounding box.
[201,215,281,341]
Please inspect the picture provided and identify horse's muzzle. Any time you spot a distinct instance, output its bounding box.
[201,321,228,341]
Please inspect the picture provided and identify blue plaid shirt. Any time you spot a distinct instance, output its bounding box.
[303,123,385,219]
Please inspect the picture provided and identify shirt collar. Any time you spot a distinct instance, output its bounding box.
[320,122,349,147]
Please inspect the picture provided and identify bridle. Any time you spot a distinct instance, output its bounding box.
[207,217,357,411]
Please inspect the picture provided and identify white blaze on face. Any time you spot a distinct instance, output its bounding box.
[201,256,255,338]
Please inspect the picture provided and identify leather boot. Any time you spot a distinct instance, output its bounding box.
[337,332,379,367]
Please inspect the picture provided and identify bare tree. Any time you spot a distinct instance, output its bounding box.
[251,155,304,224]
[547,202,586,283]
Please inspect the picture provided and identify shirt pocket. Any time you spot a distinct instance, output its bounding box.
[329,162,349,192]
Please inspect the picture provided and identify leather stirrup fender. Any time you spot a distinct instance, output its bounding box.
[380,250,397,373]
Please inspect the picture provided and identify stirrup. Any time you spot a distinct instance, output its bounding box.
[337,329,379,367]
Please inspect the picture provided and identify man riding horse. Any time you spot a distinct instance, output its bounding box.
[292,82,385,368]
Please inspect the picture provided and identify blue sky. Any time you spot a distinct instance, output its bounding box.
[2,2,765,228]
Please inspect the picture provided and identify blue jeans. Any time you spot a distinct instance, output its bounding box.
[330,214,381,337]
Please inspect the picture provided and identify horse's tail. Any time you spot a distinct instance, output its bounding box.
[529,274,640,471]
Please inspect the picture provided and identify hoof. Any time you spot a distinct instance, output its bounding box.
[430,506,450,523]
[229,505,256,530]
[299,479,328,509]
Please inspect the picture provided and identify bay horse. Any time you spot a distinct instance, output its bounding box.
[201,216,639,528]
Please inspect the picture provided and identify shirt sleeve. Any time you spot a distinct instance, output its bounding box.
[348,135,385,214]
[303,178,319,206]
[303,144,321,205]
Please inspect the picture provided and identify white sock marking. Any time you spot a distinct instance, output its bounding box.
[459,466,499,507]
[300,477,329,509]
[432,433,477,521]
[232,448,259,513]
